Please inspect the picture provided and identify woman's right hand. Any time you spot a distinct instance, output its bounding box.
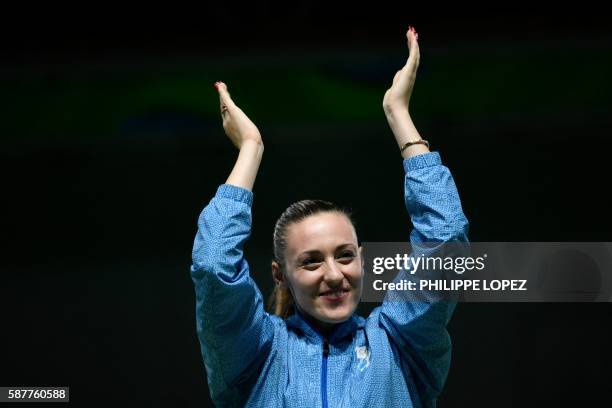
[214,81,262,149]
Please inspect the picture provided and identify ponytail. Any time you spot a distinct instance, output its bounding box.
[267,284,295,319]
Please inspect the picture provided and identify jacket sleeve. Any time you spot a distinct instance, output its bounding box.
[190,184,275,403]
[378,151,469,405]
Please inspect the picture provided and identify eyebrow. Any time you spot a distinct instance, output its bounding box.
[296,243,357,260]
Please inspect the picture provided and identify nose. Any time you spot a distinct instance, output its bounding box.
[323,258,344,285]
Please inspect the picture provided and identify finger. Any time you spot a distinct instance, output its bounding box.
[215,81,236,112]
[406,26,414,52]
[405,26,420,70]
[217,82,232,111]
[405,26,415,58]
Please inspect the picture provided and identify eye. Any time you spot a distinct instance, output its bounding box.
[300,258,322,269]
[337,251,356,262]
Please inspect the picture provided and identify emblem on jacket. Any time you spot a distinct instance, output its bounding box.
[355,346,370,372]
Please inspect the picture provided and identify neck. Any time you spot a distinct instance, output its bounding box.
[296,307,341,337]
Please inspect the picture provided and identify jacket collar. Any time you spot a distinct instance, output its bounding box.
[286,307,365,345]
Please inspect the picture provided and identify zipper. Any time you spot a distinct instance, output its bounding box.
[321,336,329,408]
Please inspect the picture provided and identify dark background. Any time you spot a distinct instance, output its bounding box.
[1,3,611,407]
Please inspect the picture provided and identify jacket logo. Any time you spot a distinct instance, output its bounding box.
[355,346,370,372]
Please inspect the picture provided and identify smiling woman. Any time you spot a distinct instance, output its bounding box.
[269,201,363,331]
[190,26,469,407]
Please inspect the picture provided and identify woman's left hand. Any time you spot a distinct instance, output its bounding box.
[383,26,420,115]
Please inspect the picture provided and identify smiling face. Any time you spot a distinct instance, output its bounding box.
[273,211,363,331]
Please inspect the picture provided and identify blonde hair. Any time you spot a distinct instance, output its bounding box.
[267,284,295,319]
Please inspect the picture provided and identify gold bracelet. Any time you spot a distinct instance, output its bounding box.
[400,139,429,153]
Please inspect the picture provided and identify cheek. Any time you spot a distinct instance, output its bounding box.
[289,271,320,298]
[347,263,364,284]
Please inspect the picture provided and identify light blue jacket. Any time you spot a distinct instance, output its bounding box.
[190,151,469,407]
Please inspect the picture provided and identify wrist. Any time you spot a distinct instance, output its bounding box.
[383,103,410,118]
[401,143,429,159]
[241,138,264,155]
[385,107,413,133]
[226,142,263,192]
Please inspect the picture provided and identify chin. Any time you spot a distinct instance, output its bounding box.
[316,302,356,323]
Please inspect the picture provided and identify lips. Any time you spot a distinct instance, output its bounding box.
[320,289,349,301]
[319,288,350,297]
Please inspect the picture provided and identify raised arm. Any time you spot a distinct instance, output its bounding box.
[378,27,470,406]
[383,26,428,160]
[190,82,274,404]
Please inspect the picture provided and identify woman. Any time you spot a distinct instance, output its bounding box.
[190,26,469,407]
